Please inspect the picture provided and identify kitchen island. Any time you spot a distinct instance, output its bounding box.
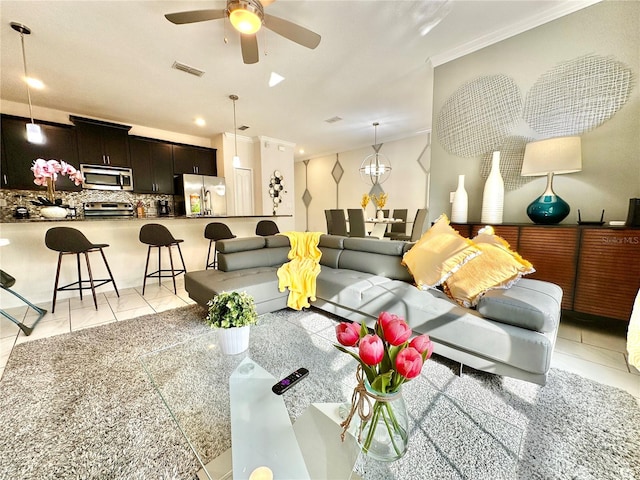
[0,215,294,309]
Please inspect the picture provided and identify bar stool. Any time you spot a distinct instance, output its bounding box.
[204,222,236,269]
[45,227,119,313]
[139,223,186,295]
[256,220,280,236]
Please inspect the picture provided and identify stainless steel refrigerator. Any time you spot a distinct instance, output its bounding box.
[174,174,227,217]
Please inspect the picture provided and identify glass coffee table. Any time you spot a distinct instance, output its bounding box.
[140,313,524,479]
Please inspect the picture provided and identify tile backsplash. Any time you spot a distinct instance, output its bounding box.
[0,188,173,222]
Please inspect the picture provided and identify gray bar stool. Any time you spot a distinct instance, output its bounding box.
[139,223,186,295]
[45,227,119,313]
[204,222,236,269]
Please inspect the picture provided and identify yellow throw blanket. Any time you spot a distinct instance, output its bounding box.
[277,231,323,310]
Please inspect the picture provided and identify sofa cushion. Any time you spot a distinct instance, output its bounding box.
[443,227,535,307]
[476,278,562,333]
[217,236,265,253]
[402,214,480,289]
[185,267,287,315]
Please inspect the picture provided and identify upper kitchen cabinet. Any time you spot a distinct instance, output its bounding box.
[129,136,174,194]
[173,144,217,176]
[71,115,131,167]
[1,114,81,191]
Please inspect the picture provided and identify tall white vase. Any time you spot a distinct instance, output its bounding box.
[481,152,505,224]
[451,174,468,223]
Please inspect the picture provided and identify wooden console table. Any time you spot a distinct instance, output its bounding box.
[451,223,640,322]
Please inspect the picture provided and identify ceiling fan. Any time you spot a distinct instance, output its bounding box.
[165,0,321,64]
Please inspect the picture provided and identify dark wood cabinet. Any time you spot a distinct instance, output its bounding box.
[574,229,640,321]
[129,136,174,194]
[172,144,216,176]
[71,116,131,167]
[453,223,640,321]
[0,115,81,191]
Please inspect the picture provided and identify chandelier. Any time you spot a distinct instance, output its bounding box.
[359,122,391,185]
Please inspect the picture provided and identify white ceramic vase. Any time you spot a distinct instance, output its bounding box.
[41,206,68,219]
[481,152,505,224]
[377,210,385,220]
[217,325,251,355]
[451,174,468,223]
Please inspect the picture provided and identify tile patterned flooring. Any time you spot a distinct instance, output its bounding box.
[1,280,639,404]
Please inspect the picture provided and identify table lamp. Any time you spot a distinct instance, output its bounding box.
[521,136,582,224]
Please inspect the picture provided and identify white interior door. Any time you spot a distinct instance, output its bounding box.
[234,168,254,216]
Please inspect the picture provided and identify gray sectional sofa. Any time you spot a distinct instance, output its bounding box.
[185,234,563,385]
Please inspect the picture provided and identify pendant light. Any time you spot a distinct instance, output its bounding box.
[11,22,44,145]
[230,95,241,168]
[359,122,392,185]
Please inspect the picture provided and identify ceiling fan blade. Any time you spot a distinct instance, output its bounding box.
[165,9,226,25]
[240,34,259,64]
[263,13,321,49]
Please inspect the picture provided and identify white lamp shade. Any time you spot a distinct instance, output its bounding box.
[521,136,582,176]
[26,122,44,144]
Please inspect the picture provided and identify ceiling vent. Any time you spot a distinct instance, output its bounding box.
[171,61,205,77]
[238,125,250,131]
[325,116,343,124]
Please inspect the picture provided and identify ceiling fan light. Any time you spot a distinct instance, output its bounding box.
[229,9,262,34]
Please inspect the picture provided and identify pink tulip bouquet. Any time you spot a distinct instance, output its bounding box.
[335,311,433,459]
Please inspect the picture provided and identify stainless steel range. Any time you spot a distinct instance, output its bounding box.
[83,202,135,218]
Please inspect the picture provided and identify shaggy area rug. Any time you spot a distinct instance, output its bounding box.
[1,305,639,479]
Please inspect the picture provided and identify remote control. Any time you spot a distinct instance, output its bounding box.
[272,368,309,395]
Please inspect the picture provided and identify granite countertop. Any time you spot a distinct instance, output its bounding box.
[1,214,291,223]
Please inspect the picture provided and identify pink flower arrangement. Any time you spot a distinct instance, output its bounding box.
[31,158,84,204]
[32,158,84,186]
[335,311,433,392]
[335,312,434,458]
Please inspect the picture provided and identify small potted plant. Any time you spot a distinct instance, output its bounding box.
[206,291,258,355]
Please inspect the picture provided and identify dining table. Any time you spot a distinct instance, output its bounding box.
[366,217,405,238]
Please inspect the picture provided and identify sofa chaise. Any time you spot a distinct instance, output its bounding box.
[185,234,562,385]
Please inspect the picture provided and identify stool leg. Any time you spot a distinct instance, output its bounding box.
[206,240,213,269]
[76,253,83,301]
[99,248,119,297]
[176,243,187,274]
[84,251,98,310]
[157,244,162,287]
[51,253,63,313]
[167,245,177,294]
[142,246,152,295]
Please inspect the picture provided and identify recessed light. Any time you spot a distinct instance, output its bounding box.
[299,148,305,154]
[195,118,206,127]
[26,77,44,89]
[269,72,285,87]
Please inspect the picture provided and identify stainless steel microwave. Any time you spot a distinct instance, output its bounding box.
[80,164,134,191]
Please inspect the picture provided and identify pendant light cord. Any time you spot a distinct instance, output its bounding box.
[233,98,238,156]
[19,32,35,123]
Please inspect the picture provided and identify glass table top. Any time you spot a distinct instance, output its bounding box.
[140,312,524,479]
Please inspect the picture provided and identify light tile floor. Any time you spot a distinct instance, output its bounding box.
[1,281,639,404]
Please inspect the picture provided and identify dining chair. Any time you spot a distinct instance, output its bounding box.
[385,209,408,238]
[325,209,333,234]
[347,209,367,237]
[329,209,349,236]
[389,208,428,242]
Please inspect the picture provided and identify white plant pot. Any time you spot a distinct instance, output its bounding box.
[217,325,251,355]
[41,206,68,219]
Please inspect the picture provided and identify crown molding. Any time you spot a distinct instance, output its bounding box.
[429,0,602,67]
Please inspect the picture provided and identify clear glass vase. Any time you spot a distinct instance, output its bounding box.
[358,380,409,462]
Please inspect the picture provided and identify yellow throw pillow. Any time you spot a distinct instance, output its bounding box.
[443,226,535,307]
[402,214,481,289]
